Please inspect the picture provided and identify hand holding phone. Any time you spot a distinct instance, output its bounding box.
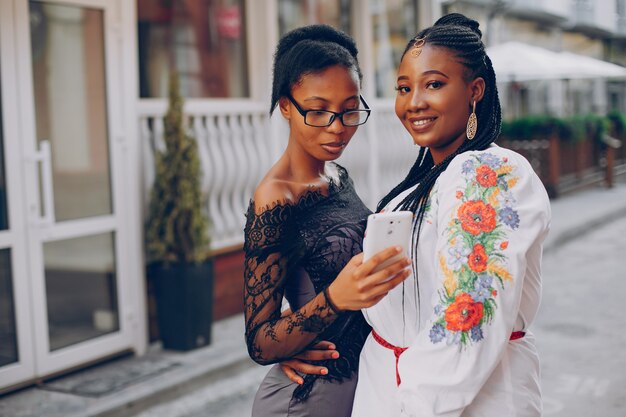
[325,213,413,311]
[362,211,413,273]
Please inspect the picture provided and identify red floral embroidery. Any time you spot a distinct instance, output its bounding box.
[476,165,497,187]
[468,243,488,272]
[431,153,521,348]
[458,200,497,235]
[445,293,484,332]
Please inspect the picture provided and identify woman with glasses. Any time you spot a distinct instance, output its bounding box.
[243,24,410,417]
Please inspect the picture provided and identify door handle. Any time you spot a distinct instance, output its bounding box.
[32,139,55,226]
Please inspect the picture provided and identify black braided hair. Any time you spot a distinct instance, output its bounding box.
[377,13,502,311]
[270,24,362,115]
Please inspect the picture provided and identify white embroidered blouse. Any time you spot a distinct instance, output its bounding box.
[355,146,551,417]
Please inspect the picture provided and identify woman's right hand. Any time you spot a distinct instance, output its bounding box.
[279,340,339,384]
[326,246,410,311]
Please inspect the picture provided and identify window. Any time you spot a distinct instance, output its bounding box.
[0,55,7,230]
[608,81,625,113]
[137,0,249,98]
[0,249,17,366]
[278,0,352,36]
[30,2,114,221]
[370,0,418,97]
[617,0,626,35]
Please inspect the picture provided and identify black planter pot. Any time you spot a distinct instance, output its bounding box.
[151,260,214,351]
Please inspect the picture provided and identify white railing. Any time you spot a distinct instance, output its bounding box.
[138,99,416,251]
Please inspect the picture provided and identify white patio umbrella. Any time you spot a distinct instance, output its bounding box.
[558,50,626,79]
[487,41,626,82]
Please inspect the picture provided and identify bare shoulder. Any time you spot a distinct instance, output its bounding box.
[252,160,333,214]
[252,177,296,213]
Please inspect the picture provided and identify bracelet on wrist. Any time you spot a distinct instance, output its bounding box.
[323,286,342,314]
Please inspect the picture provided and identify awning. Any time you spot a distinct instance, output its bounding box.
[487,41,626,81]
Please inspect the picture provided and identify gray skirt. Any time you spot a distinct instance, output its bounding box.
[251,364,357,417]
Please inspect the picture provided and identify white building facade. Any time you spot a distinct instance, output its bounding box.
[445,0,626,117]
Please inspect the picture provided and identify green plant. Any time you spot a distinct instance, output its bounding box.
[607,110,626,137]
[500,112,623,144]
[583,113,609,145]
[145,72,210,265]
[560,115,587,143]
[500,115,560,141]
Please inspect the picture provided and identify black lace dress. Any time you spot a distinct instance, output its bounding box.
[244,164,372,417]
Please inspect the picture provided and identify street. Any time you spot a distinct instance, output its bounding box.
[178,214,626,417]
[535,215,626,417]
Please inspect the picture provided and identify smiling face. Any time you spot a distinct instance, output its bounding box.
[395,44,485,164]
[279,64,361,162]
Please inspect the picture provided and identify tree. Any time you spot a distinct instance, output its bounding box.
[145,72,210,265]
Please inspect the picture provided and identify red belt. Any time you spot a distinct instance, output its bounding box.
[371,329,408,386]
[510,331,526,340]
[371,329,526,387]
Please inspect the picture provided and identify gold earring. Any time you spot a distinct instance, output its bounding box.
[466,100,477,140]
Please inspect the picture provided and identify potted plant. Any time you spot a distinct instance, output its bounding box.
[145,72,213,351]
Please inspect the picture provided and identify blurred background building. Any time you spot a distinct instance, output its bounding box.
[1,0,625,394]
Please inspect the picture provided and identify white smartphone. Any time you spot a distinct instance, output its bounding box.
[362,211,413,273]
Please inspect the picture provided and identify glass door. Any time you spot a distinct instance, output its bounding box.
[5,0,142,383]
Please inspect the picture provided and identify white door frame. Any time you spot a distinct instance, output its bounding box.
[0,0,37,388]
[0,0,146,384]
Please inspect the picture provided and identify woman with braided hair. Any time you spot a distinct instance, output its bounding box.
[243,24,410,417]
[351,13,551,417]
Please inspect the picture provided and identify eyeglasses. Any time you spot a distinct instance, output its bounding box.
[286,94,371,127]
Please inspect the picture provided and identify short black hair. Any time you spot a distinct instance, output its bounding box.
[270,24,362,115]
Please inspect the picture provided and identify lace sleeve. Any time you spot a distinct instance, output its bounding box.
[243,202,341,365]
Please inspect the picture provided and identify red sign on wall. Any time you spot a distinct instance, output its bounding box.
[217,6,241,39]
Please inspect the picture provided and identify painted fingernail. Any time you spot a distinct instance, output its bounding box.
[298,379,303,385]
[321,368,328,375]
[331,352,339,359]
[328,344,336,350]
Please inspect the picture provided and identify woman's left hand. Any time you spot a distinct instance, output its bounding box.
[279,341,339,384]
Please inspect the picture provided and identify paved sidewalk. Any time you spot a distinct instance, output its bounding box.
[1,182,625,417]
[0,315,255,417]
[543,183,626,253]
